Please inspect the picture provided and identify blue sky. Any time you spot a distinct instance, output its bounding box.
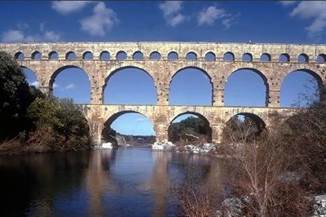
[5,1,325,136]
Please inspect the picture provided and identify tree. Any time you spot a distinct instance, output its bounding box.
[168,116,212,144]
[27,97,91,151]
[279,89,326,193]
[0,51,37,140]
[220,123,312,217]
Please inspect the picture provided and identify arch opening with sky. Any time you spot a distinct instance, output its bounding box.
[280,69,321,108]
[50,66,91,104]
[224,68,268,107]
[102,111,155,146]
[103,67,157,105]
[169,67,213,106]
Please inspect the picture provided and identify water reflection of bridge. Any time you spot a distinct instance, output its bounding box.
[83,149,224,217]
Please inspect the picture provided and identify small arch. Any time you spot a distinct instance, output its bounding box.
[48,51,59,60]
[168,51,178,61]
[116,51,127,61]
[279,53,290,63]
[316,54,326,64]
[260,53,271,62]
[223,113,266,142]
[223,52,235,62]
[83,51,93,60]
[186,52,197,61]
[31,51,42,60]
[14,51,24,61]
[132,51,144,61]
[205,52,216,62]
[298,53,309,64]
[168,112,212,144]
[100,51,110,61]
[242,53,253,62]
[149,51,161,61]
[102,111,155,145]
[66,51,77,61]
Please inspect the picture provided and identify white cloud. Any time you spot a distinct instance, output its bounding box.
[198,6,226,26]
[279,1,297,6]
[80,2,118,37]
[53,83,59,89]
[30,81,39,87]
[287,1,326,35]
[159,1,186,27]
[159,1,183,17]
[1,24,61,43]
[169,13,186,27]
[52,1,91,15]
[44,31,61,41]
[65,83,75,90]
[221,17,233,29]
[1,30,25,43]
[197,6,234,28]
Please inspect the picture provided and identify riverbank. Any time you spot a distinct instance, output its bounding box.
[0,136,92,155]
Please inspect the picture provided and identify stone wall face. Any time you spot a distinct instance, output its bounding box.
[1,42,325,145]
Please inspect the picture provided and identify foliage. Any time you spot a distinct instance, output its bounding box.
[279,89,326,193]
[168,116,212,144]
[220,129,312,217]
[218,92,326,216]
[27,97,91,151]
[0,51,91,153]
[176,185,217,217]
[0,51,38,140]
[222,115,265,144]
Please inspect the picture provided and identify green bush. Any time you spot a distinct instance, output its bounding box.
[27,97,91,151]
[0,51,37,140]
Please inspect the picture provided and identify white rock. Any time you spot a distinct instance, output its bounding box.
[152,140,175,151]
[152,142,164,150]
[101,142,113,149]
[184,143,216,154]
[314,194,326,217]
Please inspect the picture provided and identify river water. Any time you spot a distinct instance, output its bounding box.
[0,147,225,217]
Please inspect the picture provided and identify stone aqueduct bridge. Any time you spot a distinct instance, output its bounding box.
[1,42,326,145]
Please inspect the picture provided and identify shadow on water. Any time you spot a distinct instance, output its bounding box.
[0,147,224,217]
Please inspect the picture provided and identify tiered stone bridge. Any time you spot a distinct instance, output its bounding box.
[1,42,325,145]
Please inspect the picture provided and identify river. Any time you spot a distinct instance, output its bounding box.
[0,147,225,217]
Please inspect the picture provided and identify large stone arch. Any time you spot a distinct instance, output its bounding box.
[49,65,92,91]
[280,67,324,106]
[101,110,156,144]
[169,66,214,105]
[222,112,267,142]
[168,111,212,143]
[225,112,266,128]
[20,65,40,84]
[104,110,155,127]
[104,62,156,80]
[20,63,50,93]
[103,65,158,104]
[223,67,270,107]
[222,109,267,124]
[169,65,213,81]
[280,67,324,90]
